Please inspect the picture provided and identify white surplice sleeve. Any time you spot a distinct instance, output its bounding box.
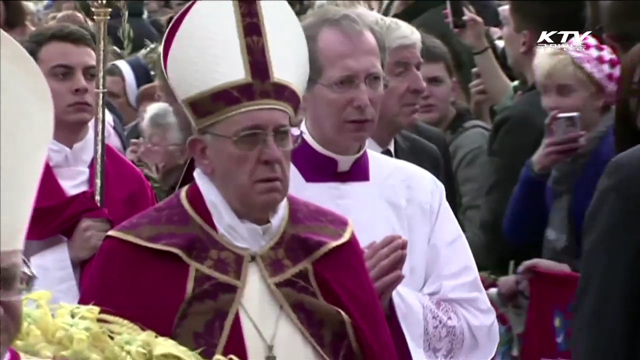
[392,178,499,360]
[28,236,80,305]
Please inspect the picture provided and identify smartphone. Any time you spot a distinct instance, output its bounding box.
[553,112,581,137]
[447,1,466,29]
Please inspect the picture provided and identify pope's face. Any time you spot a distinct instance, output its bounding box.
[0,251,23,358]
[189,109,294,223]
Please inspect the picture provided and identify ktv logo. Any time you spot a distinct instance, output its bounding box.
[537,31,592,51]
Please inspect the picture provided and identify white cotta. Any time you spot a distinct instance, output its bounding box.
[289,129,500,360]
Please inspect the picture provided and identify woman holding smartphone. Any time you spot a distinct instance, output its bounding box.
[492,34,620,359]
[502,34,620,268]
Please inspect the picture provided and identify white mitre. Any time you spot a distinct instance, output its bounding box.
[0,30,54,252]
[161,0,309,130]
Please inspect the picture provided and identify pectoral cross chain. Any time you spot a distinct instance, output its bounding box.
[265,345,276,360]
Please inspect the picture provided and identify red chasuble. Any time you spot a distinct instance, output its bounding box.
[27,145,156,241]
[79,183,398,360]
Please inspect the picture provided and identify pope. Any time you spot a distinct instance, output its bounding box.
[79,1,398,360]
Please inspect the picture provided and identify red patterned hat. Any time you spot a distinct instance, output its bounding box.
[566,35,621,103]
[161,1,309,130]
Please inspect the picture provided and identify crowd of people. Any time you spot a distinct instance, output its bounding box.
[0,0,639,359]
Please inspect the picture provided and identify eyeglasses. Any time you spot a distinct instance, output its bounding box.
[204,127,302,152]
[313,73,388,94]
[0,256,37,301]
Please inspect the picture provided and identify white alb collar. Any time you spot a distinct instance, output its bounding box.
[301,121,365,172]
[366,138,395,157]
[48,129,94,169]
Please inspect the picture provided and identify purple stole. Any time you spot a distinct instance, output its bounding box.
[110,184,363,359]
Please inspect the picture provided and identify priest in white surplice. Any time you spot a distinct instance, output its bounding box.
[293,6,499,360]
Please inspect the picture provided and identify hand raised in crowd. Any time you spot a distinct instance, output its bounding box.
[126,139,143,163]
[444,6,489,52]
[531,111,586,174]
[469,68,492,123]
[364,235,408,309]
[68,218,111,265]
[498,259,572,303]
[127,138,166,169]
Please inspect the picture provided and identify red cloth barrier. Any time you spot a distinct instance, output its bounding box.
[521,268,580,360]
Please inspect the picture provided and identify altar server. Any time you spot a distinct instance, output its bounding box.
[22,23,156,305]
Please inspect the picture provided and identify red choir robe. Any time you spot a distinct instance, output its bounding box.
[26,145,156,280]
[79,183,398,360]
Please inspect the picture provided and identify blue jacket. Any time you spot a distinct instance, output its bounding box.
[503,127,616,258]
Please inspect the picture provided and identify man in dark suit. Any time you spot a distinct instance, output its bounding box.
[572,145,640,360]
[395,130,444,178]
[573,4,640,355]
[369,129,444,179]
[366,13,459,213]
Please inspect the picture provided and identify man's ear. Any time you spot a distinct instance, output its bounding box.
[186,135,213,174]
[520,30,537,55]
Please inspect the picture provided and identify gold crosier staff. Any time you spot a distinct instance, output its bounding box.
[90,0,111,207]
[91,0,129,206]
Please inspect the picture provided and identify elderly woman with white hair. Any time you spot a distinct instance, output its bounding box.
[128,102,190,199]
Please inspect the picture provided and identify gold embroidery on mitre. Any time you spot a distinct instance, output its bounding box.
[174,0,302,130]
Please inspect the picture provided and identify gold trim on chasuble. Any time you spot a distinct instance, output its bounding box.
[110,185,362,359]
[180,0,301,130]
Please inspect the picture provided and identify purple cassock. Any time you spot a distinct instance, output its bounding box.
[25,145,156,276]
[78,183,399,360]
